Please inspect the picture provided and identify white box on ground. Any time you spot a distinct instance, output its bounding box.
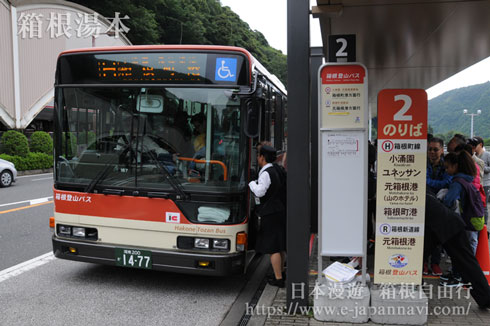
[322,261,360,283]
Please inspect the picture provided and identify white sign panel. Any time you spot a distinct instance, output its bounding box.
[318,63,368,257]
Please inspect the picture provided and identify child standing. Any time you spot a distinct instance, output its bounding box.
[444,151,484,254]
[440,151,485,287]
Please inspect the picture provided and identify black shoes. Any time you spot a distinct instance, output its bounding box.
[440,276,463,287]
[439,272,453,281]
[268,277,285,288]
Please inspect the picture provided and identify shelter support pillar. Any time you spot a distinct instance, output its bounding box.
[309,47,324,234]
[286,0,310,308]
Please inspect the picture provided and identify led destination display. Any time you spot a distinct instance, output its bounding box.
[57,52,247,85]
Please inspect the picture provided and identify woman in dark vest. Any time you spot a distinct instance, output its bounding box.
[249,145,286,287]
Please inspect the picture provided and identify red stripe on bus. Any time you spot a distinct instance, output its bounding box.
[53,189,190,223]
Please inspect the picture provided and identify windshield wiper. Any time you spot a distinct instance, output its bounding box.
[141,145,187,200]
[84,140,133,193]
[84,151,122,193]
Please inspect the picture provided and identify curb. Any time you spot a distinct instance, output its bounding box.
[219,255,270,326]
[247,283,279,326]
[17,168,53,176]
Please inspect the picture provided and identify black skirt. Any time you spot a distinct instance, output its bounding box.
[255,211,286,254]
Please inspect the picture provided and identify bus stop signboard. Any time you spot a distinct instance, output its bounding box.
[374,89,427,285]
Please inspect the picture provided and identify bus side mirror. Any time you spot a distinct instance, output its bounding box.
[244,99,260,138]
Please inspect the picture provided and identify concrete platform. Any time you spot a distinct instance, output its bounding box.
[370,285,428,325]
[260,234,490,325]
[313,280,370,323]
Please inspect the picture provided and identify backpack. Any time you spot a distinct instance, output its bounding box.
[453,177,485,231]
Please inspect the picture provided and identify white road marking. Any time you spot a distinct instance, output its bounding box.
[17,173,52,179]
[29,197,51,205]
[31,177,53,181]
[0,252,55,283]
[0,196,53,208]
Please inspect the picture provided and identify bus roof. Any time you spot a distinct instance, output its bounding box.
[58,45,286,95]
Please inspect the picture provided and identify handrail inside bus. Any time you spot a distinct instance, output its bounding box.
[177,157,228,181]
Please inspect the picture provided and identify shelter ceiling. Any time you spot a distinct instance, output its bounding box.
[313,0,490,115]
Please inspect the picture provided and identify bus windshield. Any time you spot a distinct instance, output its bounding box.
[55,87,247,194]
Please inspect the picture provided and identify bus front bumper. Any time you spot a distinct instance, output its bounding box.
[52,236,246,276]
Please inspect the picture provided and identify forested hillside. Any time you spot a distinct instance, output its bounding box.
[428,81,490,139]
[69,0,287,85]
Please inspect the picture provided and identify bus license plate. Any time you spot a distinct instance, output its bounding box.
[115,248,152,269]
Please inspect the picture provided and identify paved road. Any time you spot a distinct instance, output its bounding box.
[0,174,259,326]
[0,260,248,326]
[0,173,54,270]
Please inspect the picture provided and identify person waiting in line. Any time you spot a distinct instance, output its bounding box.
[424,190,490,309]
[467,138,485,179]
[447,133,467,153]
[448,134,484,179]
[440,151,483,287]
[249,145,287,288]
[423,137,451,276]
[472,136,490,225]
[427,137,452,193]
[455,143,487,221]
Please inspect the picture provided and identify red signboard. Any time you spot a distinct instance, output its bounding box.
[321,64,366,84]
[378,89,427,140]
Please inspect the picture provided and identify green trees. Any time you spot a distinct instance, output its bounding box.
[429,82,490,138]
[69,0,287,86]
[29,131,53,155]
[0,131,53,171]
[0,130,29,157]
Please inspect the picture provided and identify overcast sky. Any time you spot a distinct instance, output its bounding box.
[220,0,490,100]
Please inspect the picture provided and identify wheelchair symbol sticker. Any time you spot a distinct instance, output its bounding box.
[215,58,237,82]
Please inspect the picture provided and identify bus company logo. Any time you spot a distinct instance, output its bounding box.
[55,193,92,203]
[165,212,180,223]
[388,254,408,268]
[381,140,394,152]
[379,223,391,235]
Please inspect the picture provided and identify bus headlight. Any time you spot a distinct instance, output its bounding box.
[213,239,229,250]
[72,227,86,237]
[194,238,210,249]
[56,224,98,240]
[58,225,71,236]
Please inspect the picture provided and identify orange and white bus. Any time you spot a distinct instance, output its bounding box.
[51,45,287,275]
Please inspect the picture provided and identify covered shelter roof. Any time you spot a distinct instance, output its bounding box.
[0,0,132,130]
[312,0,490,114]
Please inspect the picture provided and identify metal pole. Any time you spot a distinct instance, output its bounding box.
[471,115,474,138]
[287,0,310,309]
